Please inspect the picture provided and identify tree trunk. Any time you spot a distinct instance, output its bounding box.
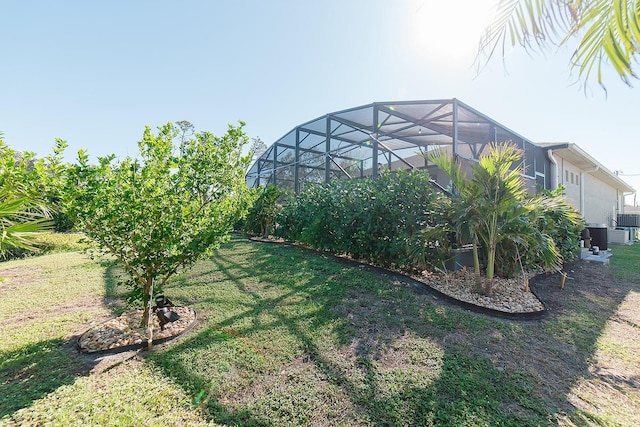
[486,245,495,281]
[472,240,484,293]
[141,277,153,327]
[472,240,480,276]
[141,277,154,350]
[485,242,496,296]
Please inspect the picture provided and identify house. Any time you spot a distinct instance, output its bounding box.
[537,143,635,226]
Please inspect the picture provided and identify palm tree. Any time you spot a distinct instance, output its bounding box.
[0,195,53,257]
[429,143,567,294]
[427,150,482,279]
[478,0,640,88]
[0,132,54,256]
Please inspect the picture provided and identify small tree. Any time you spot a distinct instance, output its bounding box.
[73,121,253,347]
[248,136,267,166]
[243,184,287,237]
[429,143,581,294]
[425,150,482,279]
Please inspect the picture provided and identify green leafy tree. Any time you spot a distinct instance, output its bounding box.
[243,184,287,237]
[478,0,640,88]
[0,136,72,231]
[72,121,253,346]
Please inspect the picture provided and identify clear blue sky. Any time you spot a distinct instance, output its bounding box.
[2,0,638,201]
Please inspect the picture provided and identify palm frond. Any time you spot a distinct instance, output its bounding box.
[570,0,640,87]
[478,0,640,88]
[477,0,574,65]
[0,196,53,256]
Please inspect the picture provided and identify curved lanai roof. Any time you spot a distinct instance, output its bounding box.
[246,99,549,192]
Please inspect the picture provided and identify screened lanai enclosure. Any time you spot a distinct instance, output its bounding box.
[246,99,551,193]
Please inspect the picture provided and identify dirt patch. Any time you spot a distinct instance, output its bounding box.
[0,296,106,328]
[0,267,43,296]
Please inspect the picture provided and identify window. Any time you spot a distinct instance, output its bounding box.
[571,172,574,184]
[565,170,569,183]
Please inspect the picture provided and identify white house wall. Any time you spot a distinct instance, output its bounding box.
[558,158,582,212]
[556,156,619,225]
[583,174,619,226]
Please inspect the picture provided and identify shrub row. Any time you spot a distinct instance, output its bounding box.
[275,170,442,267]
[271,173,584,278]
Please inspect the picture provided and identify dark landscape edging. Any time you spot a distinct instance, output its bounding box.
[248,235,548,320]
[76,308,198,355]
[341,257,548,321]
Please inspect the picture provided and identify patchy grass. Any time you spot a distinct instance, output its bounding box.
[1,235,639,426]
[610,244,640,282]
[30,231,87,254]
[0,231,86,261]
[10,361,213,426]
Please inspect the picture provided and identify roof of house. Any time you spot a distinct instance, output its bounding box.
[537,142,635,193]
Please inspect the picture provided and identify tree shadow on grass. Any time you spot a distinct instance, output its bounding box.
[150,237,638,425]
[0,256,132,420]
[0,339,90,418]
[101,260,134,316]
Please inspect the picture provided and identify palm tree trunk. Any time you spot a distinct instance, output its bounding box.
[486,244,496,295]
[472,240,480,276]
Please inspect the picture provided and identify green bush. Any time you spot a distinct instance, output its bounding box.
[276,170,440,267]
[406,195,456,271]
[242,184,288,237]
[493,187,585,278]
[533,188,585,263]
[0,137,75,232]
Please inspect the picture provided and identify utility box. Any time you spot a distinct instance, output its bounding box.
[610,229,629,245]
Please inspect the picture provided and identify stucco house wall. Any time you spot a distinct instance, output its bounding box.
[553,145,632,227]
[539,143,634,230]
[557,158,582,212]
[582,173,620,226]
[554,155,621,225]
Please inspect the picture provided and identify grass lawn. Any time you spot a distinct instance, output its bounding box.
[1,234,639,426]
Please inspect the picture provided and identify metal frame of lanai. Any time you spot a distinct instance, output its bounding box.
[246,99,551,193]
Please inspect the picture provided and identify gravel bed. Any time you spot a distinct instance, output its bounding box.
[78,306,196,353]
[411,268,545,313]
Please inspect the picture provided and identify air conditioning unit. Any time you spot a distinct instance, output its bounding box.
[617,214,640,227]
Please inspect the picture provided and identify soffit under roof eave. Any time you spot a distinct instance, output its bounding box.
[547,143,635,193]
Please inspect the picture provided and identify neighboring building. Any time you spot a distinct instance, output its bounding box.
[246,99,636,240]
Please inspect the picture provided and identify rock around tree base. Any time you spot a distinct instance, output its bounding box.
[78,306,196,353]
